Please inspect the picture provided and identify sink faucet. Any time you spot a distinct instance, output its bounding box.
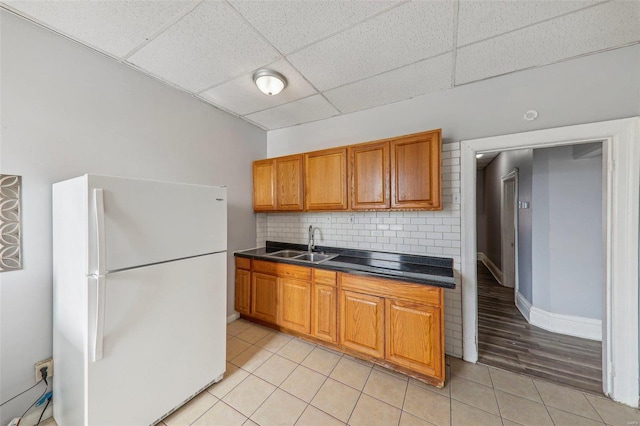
[308,225,316,253]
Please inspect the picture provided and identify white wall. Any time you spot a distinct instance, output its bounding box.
[480,149,533,301]
[0,11,265,425]
[532,145,603,320]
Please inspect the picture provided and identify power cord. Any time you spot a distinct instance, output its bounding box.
[0,371,46,407]
[35,396,52,426]
[15,367,49,426]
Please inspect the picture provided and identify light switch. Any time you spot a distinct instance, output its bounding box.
[453,193,461,204]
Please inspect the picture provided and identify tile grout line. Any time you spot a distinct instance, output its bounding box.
[345,362,376,425]
[399,370,410,426]
[581,392,608,424]
[530,379,557,424]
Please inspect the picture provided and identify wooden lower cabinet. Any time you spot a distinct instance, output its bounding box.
[279,277,311,333]
[385,299,443,378]
[251,272,278,323]
[340,290,384,358]
[236,258,445,386]
[235,268,251,315]
[312,283,337,343]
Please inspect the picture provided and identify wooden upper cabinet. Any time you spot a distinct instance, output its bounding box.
[276,154,304,211]
[253,129,442,212]
[349,141,390,210]
[253,155,303,212]
[305,148,348,210]
[390,130,442,210]
[253,159,277,211]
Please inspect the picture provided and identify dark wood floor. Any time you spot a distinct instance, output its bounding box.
[477,261,603,394]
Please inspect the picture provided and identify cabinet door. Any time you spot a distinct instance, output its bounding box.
[279,277,311,333]
[390,130,442,210]
[340,290,384,358]
[305,148,348,210]
[251,272,278,323]
[312,283,337,343]
[276,154,304,211]
[385,299,443,379]
[349,141,390,210]
[235,268,251,315]
[253,159,277,211]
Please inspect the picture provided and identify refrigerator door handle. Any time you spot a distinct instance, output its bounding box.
[93,275,106,362]
[92,188,107,362]
[94,188,106,276]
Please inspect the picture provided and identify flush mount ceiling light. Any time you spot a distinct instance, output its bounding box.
[253,69,287,96]
[476,153,484,159]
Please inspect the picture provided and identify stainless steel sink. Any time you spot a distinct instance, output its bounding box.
[266,250,305,258]
[293,252,338,263]
[265,249,338,264]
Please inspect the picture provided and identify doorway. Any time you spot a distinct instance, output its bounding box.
[460,118,640,407]
[500,169,517,290]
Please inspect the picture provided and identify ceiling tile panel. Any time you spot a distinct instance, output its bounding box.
[455,1,640,84]
[3,0,197,58]
[126,1,281,92]
[287,1,453,91]
[229,0,400,54]
[245,95,339,129]
[200,60,316,115]
[324,53,452,114]
[457,0,603,46]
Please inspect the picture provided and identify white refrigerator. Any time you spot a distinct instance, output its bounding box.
[52,175,227,426]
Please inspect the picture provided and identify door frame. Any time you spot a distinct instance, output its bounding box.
[460,117,639,407]
[500,168,519,291]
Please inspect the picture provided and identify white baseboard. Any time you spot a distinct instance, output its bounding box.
[515,291,531,322]
[227,312,240,323]
[529,307,602,341]
[477,252,503,285]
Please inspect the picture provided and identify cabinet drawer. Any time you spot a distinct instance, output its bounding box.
[236,257,251,270]
[340,273,441,307]
[253,259,312,280]
[313,269,337,286]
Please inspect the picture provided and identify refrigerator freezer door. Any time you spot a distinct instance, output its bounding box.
[87,175,227,274]
[86,252,226,425]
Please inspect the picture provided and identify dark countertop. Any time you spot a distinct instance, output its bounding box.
[235,241,455,289]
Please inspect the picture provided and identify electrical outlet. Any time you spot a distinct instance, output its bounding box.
[35,358,53,381]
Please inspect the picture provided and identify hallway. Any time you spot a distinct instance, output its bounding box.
[477,261,603,394]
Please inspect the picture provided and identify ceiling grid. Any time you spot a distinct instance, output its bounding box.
[0,0,637,130]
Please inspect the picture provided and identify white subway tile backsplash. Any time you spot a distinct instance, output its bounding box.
[255,147,464,357]
[443,142,460,151]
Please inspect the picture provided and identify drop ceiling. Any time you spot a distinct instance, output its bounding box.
[1,0,638,130]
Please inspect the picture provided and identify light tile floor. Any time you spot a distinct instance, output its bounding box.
[160,319,640,426]
[44,318,640,425]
